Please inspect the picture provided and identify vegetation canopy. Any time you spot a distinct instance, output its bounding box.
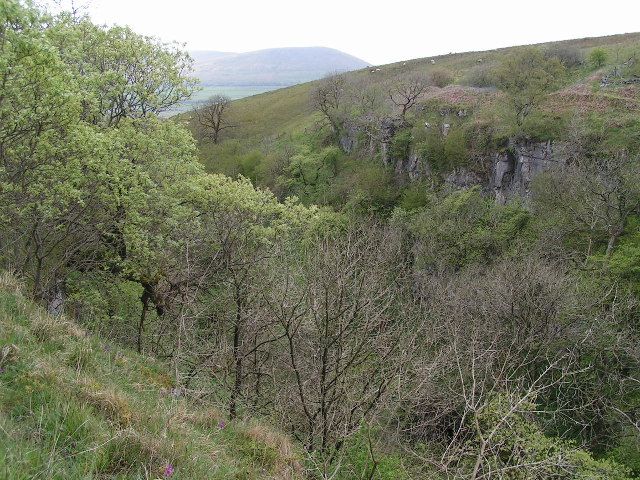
[1,1,640,478]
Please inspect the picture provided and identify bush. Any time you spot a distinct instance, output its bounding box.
[418,132,445,173]
[430,68,454,87]
[463,64,496,88]
[545,45,584,67]
[331,427,411,480]
[443,129,468,169]
[399,181,431,210]
[589,48,608,68]
[419,128,468,174]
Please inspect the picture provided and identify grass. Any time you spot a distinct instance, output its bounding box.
[0,273,304,480]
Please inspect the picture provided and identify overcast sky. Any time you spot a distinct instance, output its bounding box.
[44,0,640,65]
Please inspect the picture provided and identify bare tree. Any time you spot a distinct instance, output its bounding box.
[263,223,417,465]
[532,153,640,261]
[194,95,236,144]
[388,76,428,123]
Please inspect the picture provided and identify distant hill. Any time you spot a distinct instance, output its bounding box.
[190,46,369,86]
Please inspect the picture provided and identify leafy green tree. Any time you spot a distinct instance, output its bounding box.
[46,14,196,126]
[407,187,530,271]
[494,47,565,127]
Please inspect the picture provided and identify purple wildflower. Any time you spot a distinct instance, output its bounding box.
[163,464,174,478]
[218,420,226,429]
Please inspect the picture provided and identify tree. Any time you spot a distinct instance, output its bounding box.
[46,16,195,126]
[194,95,236,144]
[264,223,415,461]
[388,75,428,123]
[494,47,564,127]
[312,73,347,143]
[532,155,640,261]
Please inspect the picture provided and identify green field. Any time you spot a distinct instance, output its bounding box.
[168,85,284,115]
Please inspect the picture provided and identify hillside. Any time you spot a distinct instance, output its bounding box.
[0,274,302,479]
[191,47,369,86]
[192,31,640,209]
[196,32,640,144]
[3,3,640,478]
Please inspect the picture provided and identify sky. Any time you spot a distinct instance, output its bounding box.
[44,0,640,65]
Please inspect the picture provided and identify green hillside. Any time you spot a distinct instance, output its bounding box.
[193,32,640,208]
[2,1,640,478]
[199,32,640,145]
[0,274,303,479]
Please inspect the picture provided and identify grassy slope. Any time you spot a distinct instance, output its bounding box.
[197,31,640,151]
[0,273,302,480]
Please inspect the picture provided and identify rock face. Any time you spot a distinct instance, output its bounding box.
[491,140,568,204]
[395,152,426,181]
[445,168,484,190]
[337,114,569,204]
[339,122,359,153]
[380,117,405,167]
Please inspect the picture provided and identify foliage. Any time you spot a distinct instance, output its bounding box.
[546,44,584,67]
[418,128,469,174]
[453,394,633,479]
[494,47,565,126]
[590,47,609,68]
[331,427,411,480]
[406,187,530,271]
[2,1,640,477]
[462,63,496,87]
[388,129,413,160]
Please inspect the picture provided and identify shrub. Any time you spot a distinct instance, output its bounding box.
[589,48,608,68]
[430,68,454,87]
[332,427,411,480]
[388,130,412,160]
[463,64,496,88]
[443,128,468,169]
[545,45,584,67]
[419,131,446,173]
[399,182,431,210]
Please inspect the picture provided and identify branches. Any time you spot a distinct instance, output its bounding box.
[194,94,236,144]
[311,73,347,141]
[388,76,428,122]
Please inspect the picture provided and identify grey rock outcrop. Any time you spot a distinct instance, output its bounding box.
[339,121,360,153]
[395,152,427,181]
[445,168,484,190]
[380,117,405,167]
[491,140,568,204]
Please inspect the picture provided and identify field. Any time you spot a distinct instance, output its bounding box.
[168,85,285,115]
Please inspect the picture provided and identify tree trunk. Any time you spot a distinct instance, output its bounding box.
[137,289,150,354]
[605,226,623,258]
[229,284,244,419]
